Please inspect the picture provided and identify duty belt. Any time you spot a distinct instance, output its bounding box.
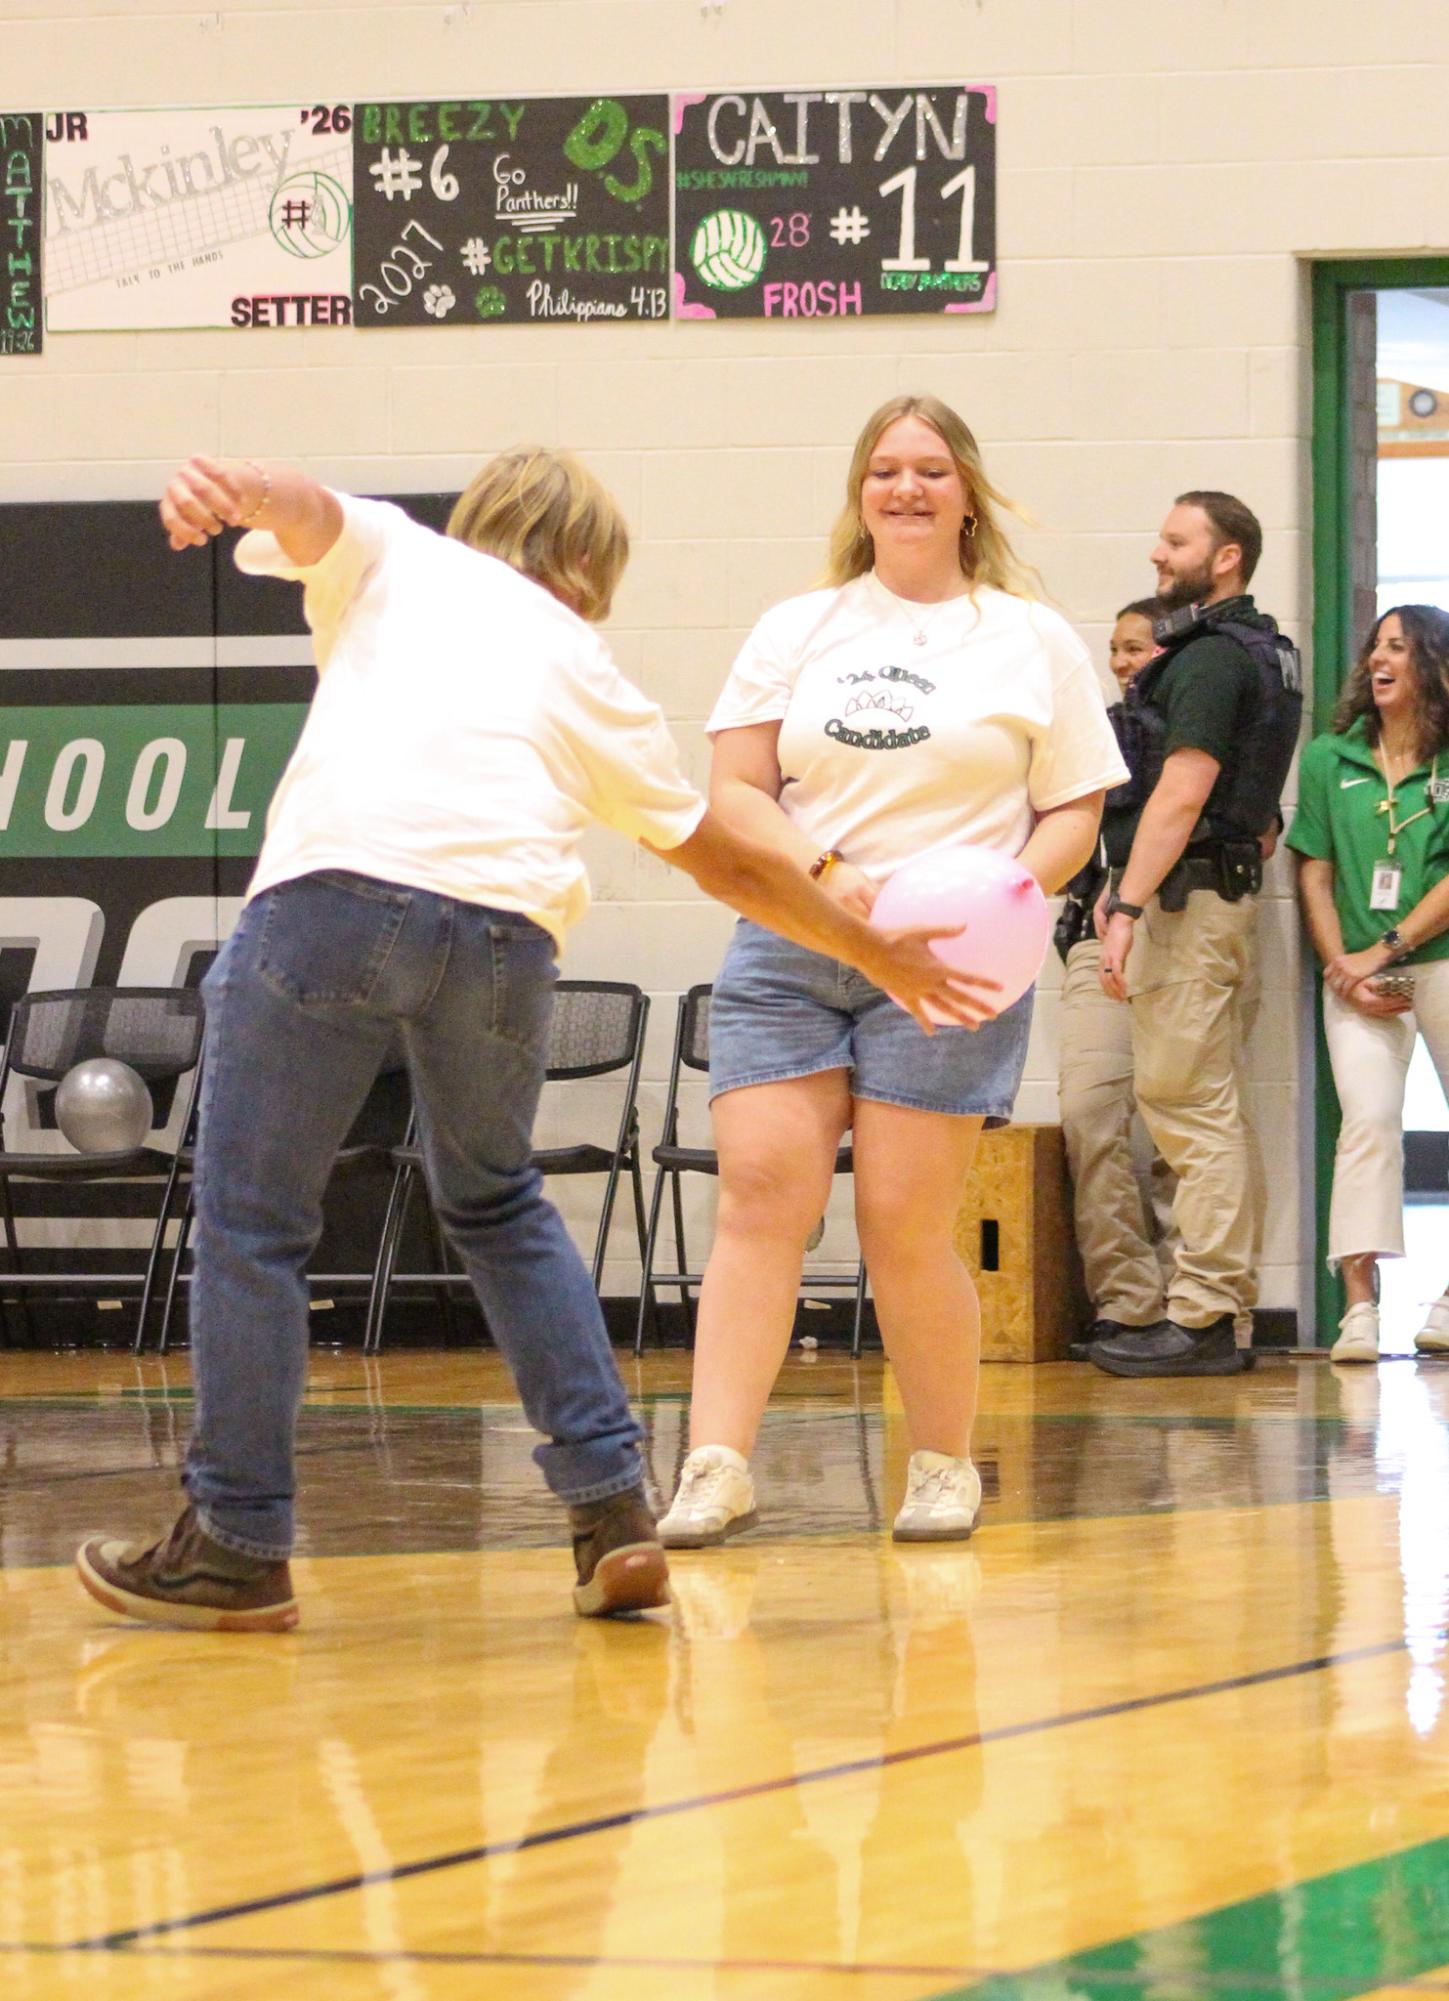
[1112,844,1261,913]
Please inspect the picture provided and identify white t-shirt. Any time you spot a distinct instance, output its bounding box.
[236,494,705,948]
[707,572,1128,874]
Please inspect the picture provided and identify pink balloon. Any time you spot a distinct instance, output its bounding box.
[870,846,1051,1023]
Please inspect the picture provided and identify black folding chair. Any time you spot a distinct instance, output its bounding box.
[0,987,205,1347]
[139,1060,434,1354]
[633,983,867,1356]
[364,980,653,1353]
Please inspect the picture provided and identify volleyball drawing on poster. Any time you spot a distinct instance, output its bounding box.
[351,97,670,325]
[43,105,354,332]
[672,87,997,320]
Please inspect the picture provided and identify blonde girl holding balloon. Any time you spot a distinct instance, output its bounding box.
[658,394,1127,1549]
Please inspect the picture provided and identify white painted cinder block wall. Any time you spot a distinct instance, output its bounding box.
[5,0,1446,1325]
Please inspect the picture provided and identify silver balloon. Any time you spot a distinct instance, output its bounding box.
[55,1059,154,1153]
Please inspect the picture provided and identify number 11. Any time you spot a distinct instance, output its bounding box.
[878,165,989,273]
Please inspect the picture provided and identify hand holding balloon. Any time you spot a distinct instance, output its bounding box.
[860,924,1003,1031]
[869,847,1052,1026]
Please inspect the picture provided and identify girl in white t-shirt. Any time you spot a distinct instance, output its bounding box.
[659,394,1127,1550]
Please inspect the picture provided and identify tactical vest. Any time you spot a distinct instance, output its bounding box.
[1112,599,1302,841]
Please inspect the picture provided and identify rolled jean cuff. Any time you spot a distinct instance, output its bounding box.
[193,1505,292,1565]
[533,1438,644,1506]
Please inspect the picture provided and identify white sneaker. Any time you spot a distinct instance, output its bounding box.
[657,1446,756,1548]
[892,1451,981,1543]
[1330,1302,1380,1364]
[1414,1297,1449,1355]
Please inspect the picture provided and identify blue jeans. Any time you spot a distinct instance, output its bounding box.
[184,869,644,1560]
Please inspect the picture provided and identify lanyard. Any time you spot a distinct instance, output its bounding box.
[1376,753,1439,855]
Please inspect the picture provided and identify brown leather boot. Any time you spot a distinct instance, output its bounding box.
[569,1487,670,1618]
[77,1506,298,1632]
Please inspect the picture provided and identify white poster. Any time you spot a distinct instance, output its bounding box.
[43,103,353,331]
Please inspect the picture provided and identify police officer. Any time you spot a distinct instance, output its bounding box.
[1089,492,1300,1378]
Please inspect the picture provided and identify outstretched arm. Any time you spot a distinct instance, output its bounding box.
[159,455,342,569]
[647,810,999,1032]
[711,720,880,919]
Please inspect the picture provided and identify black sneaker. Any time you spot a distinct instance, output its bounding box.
[569,1487,671,1618]
[77,1506,298,1632]
[1088,1313,1248,1379]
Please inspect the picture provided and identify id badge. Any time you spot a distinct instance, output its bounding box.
[1370,860,1402,911]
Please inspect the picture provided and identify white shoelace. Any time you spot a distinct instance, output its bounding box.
[677,1458,733,1506]
[906,1466,959,1504]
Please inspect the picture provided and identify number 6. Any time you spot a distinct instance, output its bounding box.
[430,145,460,201]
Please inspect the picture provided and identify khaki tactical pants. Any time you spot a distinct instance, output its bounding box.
[1059,938,1175,1327]
[1125,890,1261,1331]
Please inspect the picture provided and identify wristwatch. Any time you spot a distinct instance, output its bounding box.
[1105,893,1144,920]
[1379,927,1409,962]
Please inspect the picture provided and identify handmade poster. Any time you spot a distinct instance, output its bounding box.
[1,114,43,354]
[351,96,669,325]
[43,104,354,332]
[672,87,996,320]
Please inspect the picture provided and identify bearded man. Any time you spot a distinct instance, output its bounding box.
[1088,492,1300,1379]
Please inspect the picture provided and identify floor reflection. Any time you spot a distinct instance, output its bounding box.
[3,1349,1449,1571]
[3,1349,1449,1995]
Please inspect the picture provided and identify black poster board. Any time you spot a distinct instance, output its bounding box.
[351,96,670,326]
[1,114,43,355]
[672,86,996,321]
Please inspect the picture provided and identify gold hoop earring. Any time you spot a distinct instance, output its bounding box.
[961,513,978,538]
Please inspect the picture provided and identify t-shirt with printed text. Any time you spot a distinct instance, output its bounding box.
[707,572,1127,875]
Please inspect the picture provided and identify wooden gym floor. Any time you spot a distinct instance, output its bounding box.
[2,1343,1448,2000]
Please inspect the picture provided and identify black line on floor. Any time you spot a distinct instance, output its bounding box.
[77,1633,1413,1952]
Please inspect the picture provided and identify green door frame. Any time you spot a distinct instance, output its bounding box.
[1310,257,1449,1343]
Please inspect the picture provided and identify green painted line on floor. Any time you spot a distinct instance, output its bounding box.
[927,1832,1449,2001]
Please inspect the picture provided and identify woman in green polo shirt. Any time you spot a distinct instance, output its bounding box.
[1288,604,1449,1363]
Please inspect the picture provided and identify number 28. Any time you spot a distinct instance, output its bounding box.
[769,213,809,248]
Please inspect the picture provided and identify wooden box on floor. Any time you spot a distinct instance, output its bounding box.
[952,1124,1087,1362]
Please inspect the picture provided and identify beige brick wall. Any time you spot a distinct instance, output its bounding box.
[7,0,1447,1320]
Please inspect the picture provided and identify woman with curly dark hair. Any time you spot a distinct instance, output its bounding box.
[1288,604,1449,1362]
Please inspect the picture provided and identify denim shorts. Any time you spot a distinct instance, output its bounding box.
[707,919,1034,1123]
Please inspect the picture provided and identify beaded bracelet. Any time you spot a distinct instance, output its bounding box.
[235,461,272,527]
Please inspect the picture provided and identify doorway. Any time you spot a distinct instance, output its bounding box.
[1311,259,1449,1347]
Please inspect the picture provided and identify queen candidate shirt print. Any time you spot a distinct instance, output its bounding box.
[707,571,1128,877]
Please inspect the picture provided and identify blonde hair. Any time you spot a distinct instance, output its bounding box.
[446,447,628,623]
[823,393,1040,599]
